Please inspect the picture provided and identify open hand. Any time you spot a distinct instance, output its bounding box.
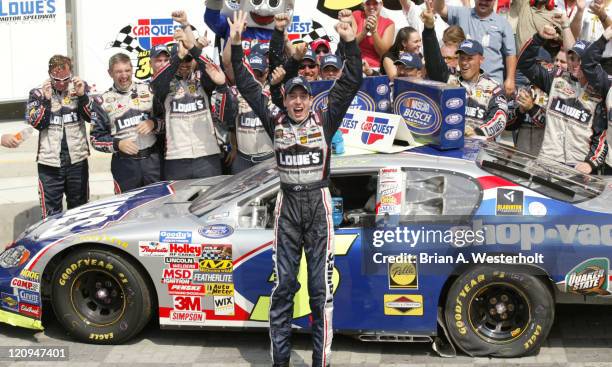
[228,10,248,46]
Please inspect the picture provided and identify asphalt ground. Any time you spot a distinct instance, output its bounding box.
[0,304,610,366]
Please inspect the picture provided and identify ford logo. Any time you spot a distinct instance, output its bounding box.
[445,113,463,125]
[199,224,234,238]
[446,98,464,109]
[444,129,463,141]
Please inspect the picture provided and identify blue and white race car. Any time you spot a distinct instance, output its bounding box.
[0,140,610,357]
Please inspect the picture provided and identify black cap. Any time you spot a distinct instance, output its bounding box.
[284,76,312,95]
[568,40,592,59]
[394,53,423,69]
[535,47,552,63]
[320,54,343,69]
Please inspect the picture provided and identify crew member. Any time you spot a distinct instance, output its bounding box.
[91,53,162,193]
[26,55,92,218]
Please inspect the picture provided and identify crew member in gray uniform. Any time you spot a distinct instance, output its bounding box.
[228,52,274,173]
[90,53,162,193]
[230,10,362,367]
[151,13,234,180]
[26,55,92,218]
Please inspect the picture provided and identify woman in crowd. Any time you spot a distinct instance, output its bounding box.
[380,26,421,79]
[351,0,395,70]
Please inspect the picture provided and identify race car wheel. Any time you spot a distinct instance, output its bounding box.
[444,266,554,357]
[51,248,152,344]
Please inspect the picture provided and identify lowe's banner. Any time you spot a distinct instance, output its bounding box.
[311,76,392,113]
[0,0,67,102]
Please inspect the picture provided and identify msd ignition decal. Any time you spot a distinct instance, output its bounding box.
[394,91,441,136]
[159,231,192,244]
[199,224,234,239]
[562,258,610,295]
[108,18,180,80]
[38,183,173,241]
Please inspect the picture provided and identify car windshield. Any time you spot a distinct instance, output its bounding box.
[189,159,278,216]
[477,142,606,203]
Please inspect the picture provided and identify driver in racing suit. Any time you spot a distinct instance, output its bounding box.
[229,10,362,367]
[518,28,608,173]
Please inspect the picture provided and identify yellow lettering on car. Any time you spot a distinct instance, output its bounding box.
[249,234,357,321]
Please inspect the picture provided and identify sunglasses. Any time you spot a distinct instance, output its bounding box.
[49,74,72,83]
[299,64,318,70]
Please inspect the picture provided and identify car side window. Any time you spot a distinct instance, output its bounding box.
[403,169,481,216]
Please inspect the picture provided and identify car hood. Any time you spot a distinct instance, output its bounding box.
[23,177,227,243]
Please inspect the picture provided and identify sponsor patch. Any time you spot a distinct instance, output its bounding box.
[201,244,232,261]
[205,283,234,296]
[192,272,233,284]
[168,243,202,257]
[213,296,235,316]
[169,310,206,324]
[383,294,423,316]
[19,303,41,318]
[1,293,18,312]
[159,230,192,244]
[564,258,610,295]
[173,295,202,311]
[496,188,523,216]
[199,259,233,273]
[199,224,234,239]
[10,278,40,292]
[388,262,418,289]
[167,284,206,296]
[165,257,198,269]
[18,290,40,305]
[139,241,169,257]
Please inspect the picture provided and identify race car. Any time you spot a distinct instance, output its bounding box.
[0,139,610,357]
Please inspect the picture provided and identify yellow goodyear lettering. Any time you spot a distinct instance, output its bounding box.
[454,274,486,336]
[58,258,115,286]
[89,332,113,341]
[249,234,357,321]
[523,324,542,350]
[79,235,129,249]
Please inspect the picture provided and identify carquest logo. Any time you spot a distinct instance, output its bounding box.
[199,224,234,239]
[394,91,441,136]
[444,129,463,141]
[446,98,464,109]
[445,113,463,125]
[132,18,180,49]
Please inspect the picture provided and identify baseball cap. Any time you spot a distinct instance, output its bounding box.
[250,42,270,55]
[311,39,331,54]
[457,40,484,56]
[321,54,343,70]
[151,44,170,58]
[568,40,592,59]
[248,53,268,72]
[535,47,552,63]
[303,49,318,63]
[284,76,312,95]
[394,53,423,69]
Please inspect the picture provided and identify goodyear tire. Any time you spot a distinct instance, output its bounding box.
[444,265,554,357]
[51,248,152,344]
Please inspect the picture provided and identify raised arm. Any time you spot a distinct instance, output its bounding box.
[517,29,558,94]
[581,31,612,96]
[229,11,276,139]
[25,83,52,131]
[421,4,449,82]
[324,21,363,135]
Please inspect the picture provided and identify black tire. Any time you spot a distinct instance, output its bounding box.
[444,265,554,357]
[51,248,152,344]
